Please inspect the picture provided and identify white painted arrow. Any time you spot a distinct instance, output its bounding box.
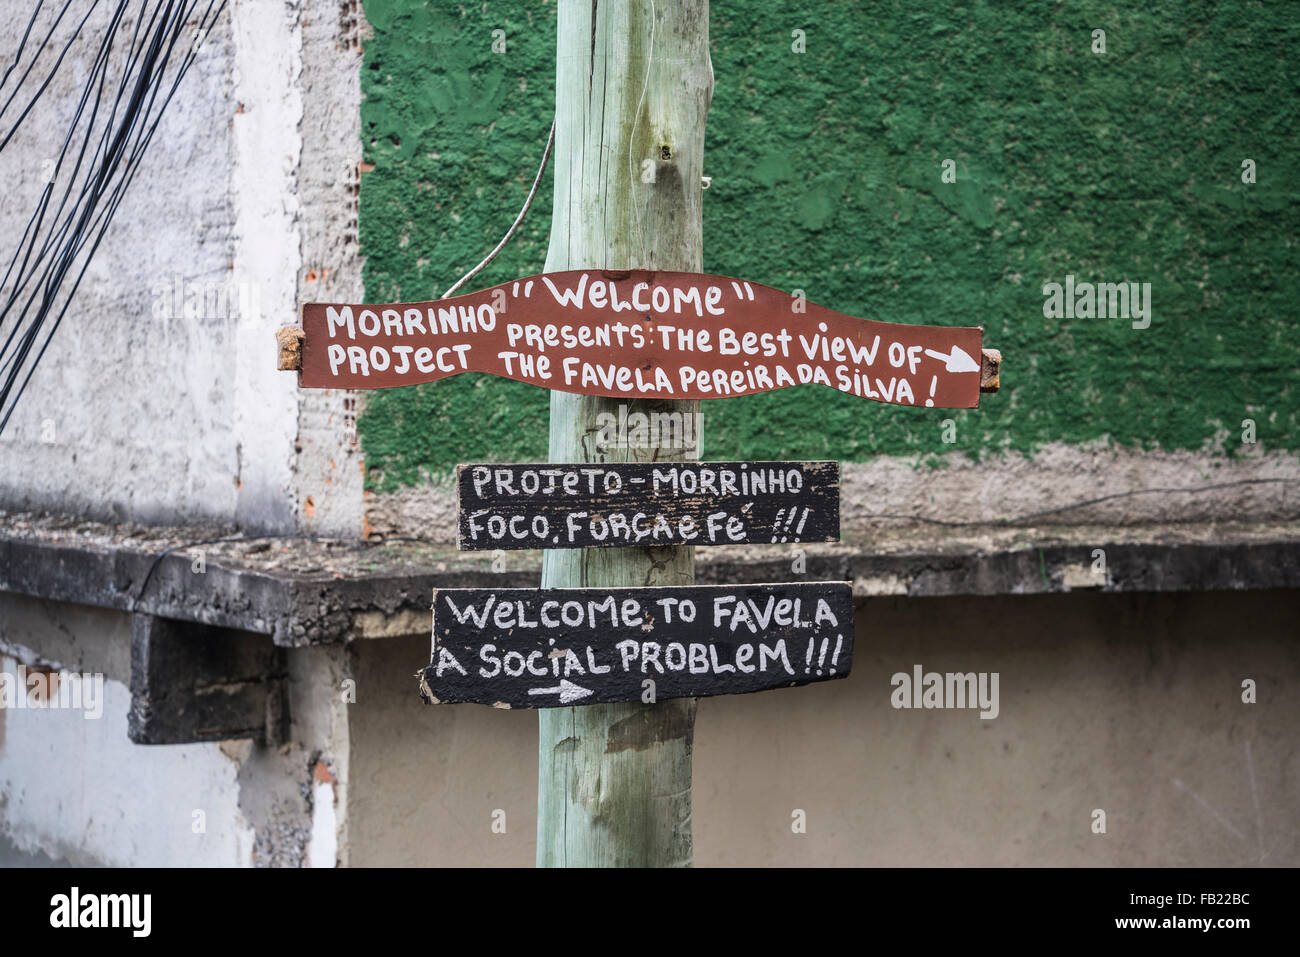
[923,345,981,374]
[528,679,593,704]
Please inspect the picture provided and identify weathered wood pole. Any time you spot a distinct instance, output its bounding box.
[537,0,713,867]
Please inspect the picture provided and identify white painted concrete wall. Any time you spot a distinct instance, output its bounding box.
[0,589,352,867]
[0,651,255,866]
[230,0,305,532]
[0,0,365,537]
[0,0,366,867]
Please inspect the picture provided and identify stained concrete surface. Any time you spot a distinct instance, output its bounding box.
[345,588,1300,866]
[0,831,67,868]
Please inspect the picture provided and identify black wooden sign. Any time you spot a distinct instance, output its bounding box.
[419,582,854,708]
[456,461,839,550]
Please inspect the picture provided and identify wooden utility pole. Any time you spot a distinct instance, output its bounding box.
[286,0,999,873]
[536,0,713,867]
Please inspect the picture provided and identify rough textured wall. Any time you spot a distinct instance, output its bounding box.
[0,591,352,867]
[346,590,1300,866]
[293,1,370,538]
[0,6,250,526]
[357,1,1298,493]
[0,0,368,536]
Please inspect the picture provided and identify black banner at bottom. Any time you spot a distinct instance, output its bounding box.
[0,867,1274,944]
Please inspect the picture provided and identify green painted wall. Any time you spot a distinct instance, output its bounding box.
[358,0,1298,492]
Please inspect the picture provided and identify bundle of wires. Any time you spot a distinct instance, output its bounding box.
[0,0,226,436]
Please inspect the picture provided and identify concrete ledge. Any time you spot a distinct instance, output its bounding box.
[2,511,1298,645]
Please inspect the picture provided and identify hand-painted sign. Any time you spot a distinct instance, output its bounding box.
[419,582,854,708]
[457,461,839,550]
[299,270,986,408]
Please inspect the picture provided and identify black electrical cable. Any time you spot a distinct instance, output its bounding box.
[0,0,227,436]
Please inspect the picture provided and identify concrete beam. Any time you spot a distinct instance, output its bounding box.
[128,614,287,745]
[3,511,1299,645]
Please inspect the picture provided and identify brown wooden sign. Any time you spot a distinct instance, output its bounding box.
[299,270,986,408]
[419,582,854,708]
[457,461,840,550]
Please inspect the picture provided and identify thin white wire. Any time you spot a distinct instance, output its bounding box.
[444,0,654,297]
[441,117,556,299]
